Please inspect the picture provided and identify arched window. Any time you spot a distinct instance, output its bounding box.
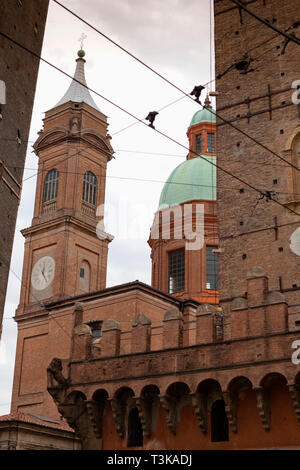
[43,169,59,203]
[79,260,91,293]
[211,400,229,442]
[83,171,97,206]
[127,408,143,447]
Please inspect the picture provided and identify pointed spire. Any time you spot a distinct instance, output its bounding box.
[204,95,212,109]
[54,50,100,111]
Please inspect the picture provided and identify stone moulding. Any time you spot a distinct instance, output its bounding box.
[254,387,270,431]
[288,383,300,427]
[159,394,177,435]
[223,390,237,433]
[191,392,207,434]
[109,398,125,439]
[134,396,152,438]
[86,400,102,439]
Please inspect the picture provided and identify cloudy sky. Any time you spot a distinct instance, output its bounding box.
[0,0,214,414]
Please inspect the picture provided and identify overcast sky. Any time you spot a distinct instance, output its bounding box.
[0,0,214,415]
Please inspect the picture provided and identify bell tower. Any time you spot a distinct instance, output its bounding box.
[17,49,114,315]
[11,49,114,416]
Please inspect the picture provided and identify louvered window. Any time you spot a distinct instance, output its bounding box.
[43,169,59,202]
[196,134,202,154]
[207,133,215,153]
[168,248,185,293]
[206,246,218,290]
[83,171,97,206]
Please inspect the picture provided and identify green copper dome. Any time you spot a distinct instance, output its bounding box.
[190,107,216,127]
[159,156,216,209]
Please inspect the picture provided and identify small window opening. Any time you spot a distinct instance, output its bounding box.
[127,408,143,447]
[211,400,229,442]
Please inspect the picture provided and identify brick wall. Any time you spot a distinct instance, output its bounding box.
[0,0,49,336]
[214,0,300,329]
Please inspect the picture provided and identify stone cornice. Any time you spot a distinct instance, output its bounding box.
[34,132,113,160]
[44,281,200,312]
[21,215,104,238]
[44,102,107,124]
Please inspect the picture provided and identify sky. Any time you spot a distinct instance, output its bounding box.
[0,0,215,415]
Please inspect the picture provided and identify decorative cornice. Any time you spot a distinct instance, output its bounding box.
[43,280,200,312]
[21,214,103,238]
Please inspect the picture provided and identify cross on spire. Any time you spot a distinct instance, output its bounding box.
[78,32,87,50]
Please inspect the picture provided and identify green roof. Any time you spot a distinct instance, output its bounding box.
[190,107,216,126]
[159,156,216,209]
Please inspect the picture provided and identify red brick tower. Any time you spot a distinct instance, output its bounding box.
[214,0,300,329]
[11,49,114,417]
[149,97,218,303]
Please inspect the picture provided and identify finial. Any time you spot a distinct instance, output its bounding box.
[78,32,87,50]
[204,95,212,109]
[78,33,87,58]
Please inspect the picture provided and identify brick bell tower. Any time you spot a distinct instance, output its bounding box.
[148,97,219,303]
[11,49,114,416]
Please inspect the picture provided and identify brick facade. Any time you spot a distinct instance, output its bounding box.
[9,0,300,450]
[214,0,300,317]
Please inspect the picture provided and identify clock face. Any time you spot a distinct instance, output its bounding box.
[31,256,55,291]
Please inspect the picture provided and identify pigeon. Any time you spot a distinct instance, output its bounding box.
[145,111,159,129]
[190,85,205,103]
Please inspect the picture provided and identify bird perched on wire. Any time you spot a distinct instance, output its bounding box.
[190,85,205,103]
[145,111,159,129]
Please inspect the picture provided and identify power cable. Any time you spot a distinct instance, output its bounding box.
[50,2,300,175]
[1,32,299,218]
[111,95,187,137]
[52,0,213,102]
[229,0,300,46]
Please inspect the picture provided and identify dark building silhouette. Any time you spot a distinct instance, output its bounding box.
[0,0,49,338]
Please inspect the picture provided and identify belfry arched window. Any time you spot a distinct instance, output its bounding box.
[211,400,229,442]
[83,171,97,206]
[43,169,59,203]
[127,407,143,447]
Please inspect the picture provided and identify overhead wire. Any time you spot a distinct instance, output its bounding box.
[0,31,299,219]
[3,2,300,375]
[228,0,300,46]
[50,1,300,176]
